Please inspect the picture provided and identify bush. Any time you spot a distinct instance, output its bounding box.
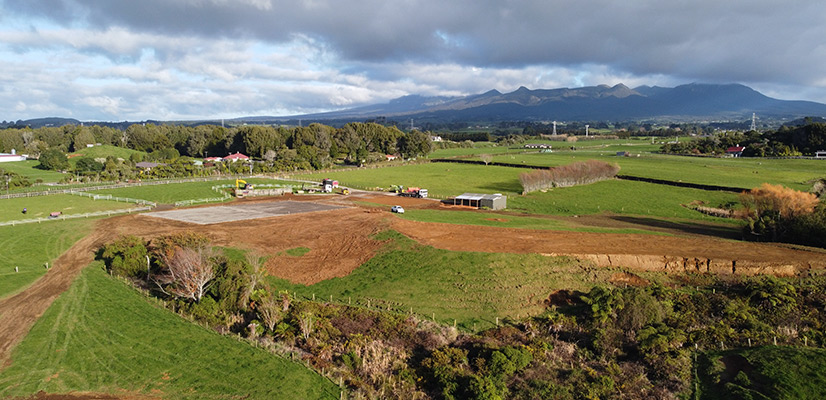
[100,235,149,278]
[38,148,69,171]
[738,183,820,243]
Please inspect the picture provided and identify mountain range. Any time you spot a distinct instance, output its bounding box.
[290,83,826,123]
[8,83,826,128]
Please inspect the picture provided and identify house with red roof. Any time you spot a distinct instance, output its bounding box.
[223,152,249,162]
[725,145,745,158]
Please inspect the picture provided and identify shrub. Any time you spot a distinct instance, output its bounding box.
[100,235,149,278]
[738,183,820,242]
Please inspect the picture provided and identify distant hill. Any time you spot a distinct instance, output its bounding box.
[10,117,82,128]
[268,83,826,123]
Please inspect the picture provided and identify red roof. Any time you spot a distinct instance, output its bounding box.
[726,146,745,152]
[223,152,249,160]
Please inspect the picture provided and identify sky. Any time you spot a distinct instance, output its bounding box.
[1,0,825,121]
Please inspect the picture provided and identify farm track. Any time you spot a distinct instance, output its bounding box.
[2,193,825,376]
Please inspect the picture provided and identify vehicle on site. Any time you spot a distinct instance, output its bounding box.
[235,179,254,197]
[390,184,404,193]
[321,178,339,193]
[391,205,405,214]
[235,179,254,190]
[399,187,428,198]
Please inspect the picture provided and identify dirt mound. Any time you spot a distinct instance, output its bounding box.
[545,289,583,307]
[610,272,650,287]
[13,391,155,400]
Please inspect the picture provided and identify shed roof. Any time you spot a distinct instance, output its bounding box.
[456,193,505,201]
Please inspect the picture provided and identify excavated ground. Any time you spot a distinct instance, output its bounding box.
[1,191,824,379]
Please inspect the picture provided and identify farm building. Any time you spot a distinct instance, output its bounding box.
[451,193,507,210]
[0,149,27,163]
[725,146,745,157]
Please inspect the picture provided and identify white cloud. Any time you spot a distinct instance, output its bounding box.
[1,0,826,120]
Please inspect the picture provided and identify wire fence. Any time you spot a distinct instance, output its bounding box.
[0,175,250,200]
[0,206,153,226]
[67,190,158,207]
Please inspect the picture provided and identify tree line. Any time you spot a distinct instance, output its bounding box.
[0,122,433,170]
[660,122,826,157]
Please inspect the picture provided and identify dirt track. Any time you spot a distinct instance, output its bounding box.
[2,194,825,373]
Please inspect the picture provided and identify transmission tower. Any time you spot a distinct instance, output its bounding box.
[552,121,557,135]
[750,113,757,131]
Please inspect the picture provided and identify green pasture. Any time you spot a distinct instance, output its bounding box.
[300,163,525,198]
[0,194,136,223]
[88,178,293,204]
[486,152,823,191]
[0,219,97,299]
[89,181,227,204]
[0,160,65,183]
[697,346,826,400]
[396,209,665,235]
[0,265,339,400]
[510,179,740,222]
[69,145,145,164]
[301,162,741,222]
[269,231,623,331]
[429,143,516,158]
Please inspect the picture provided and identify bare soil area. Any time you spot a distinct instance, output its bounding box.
[11,391,156,400]
[2,193,825,375]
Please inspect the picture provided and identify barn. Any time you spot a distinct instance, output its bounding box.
[452,193,507,210]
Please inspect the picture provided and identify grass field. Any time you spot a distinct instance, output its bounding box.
[509,179,740,221]
[397,208,668,235]
[0,194,135,223]
[88,178,293,204]
[302,162,739,222]
[697,346,826,400]
[0,264,340,400]
[268,231,622,331]
[485,151,824,191]
[0,160,66,183]
[0,219,97,299]
[302,163,528,198]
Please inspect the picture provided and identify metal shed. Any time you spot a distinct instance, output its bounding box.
[453,193,507,210]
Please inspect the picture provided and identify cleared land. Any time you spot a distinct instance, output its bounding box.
[146,200,344,225]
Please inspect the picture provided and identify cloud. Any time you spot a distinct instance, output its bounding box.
[1,0,825,120]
